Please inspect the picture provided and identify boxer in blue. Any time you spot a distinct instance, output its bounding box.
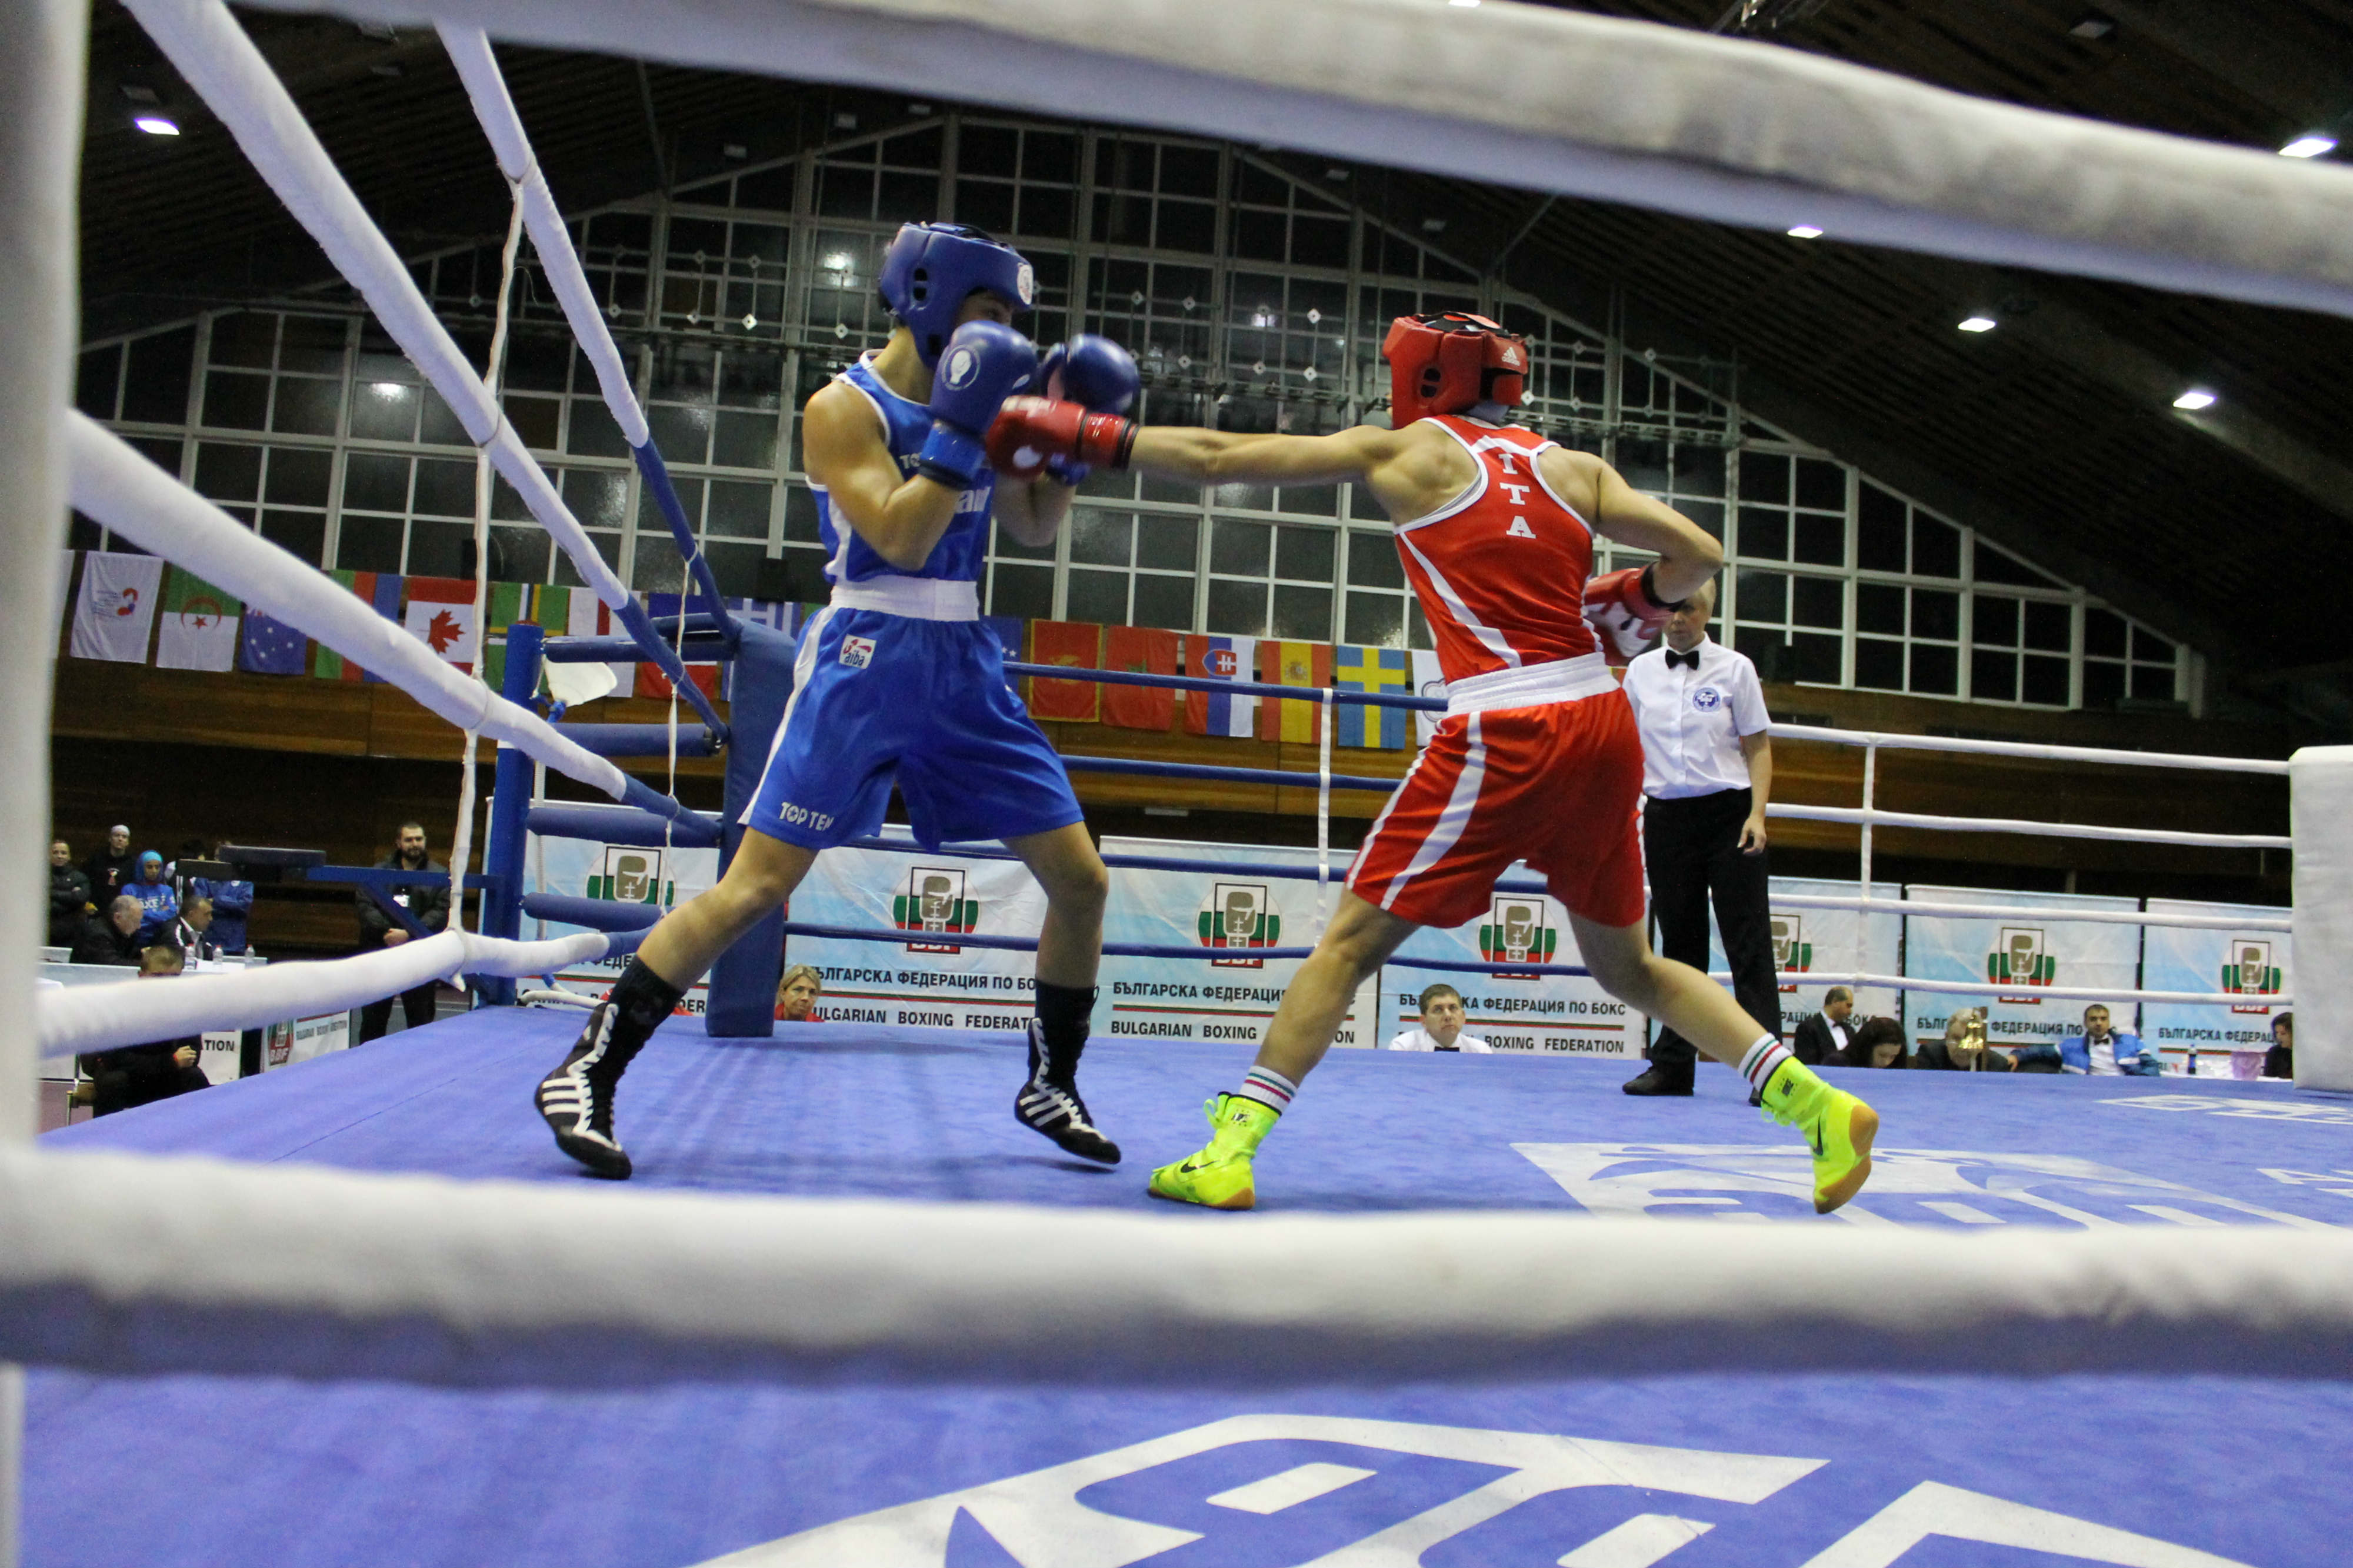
[536,222,1137,1179]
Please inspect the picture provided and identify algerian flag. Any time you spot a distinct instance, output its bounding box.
[154,566,243,672]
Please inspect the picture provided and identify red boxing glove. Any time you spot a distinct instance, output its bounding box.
[1583,565,1680,668]
[985,396,1137,481]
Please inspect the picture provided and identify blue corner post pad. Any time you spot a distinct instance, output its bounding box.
[609,595,732,745]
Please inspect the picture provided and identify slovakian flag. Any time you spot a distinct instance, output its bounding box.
[1257,639,1335,744]
[1102,625,1181,731]
[1332,644,1411,750]
[1184,634,1258,738]
[311,571,402,681]
[1411,648,1445,747]
[153,566,242,673]
[238,610,309,675]
[68,551,162,664]
[1026,620,1103,722]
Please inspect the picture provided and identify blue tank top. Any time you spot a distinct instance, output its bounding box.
[814,355,995,585]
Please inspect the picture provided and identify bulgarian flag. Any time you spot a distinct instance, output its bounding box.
[1183,635,1257,738]
[404,576,479,667]
[153,566,242,672]
[312,571,402,681]
[1332,645,1410,749]
[1257,639,1334,744]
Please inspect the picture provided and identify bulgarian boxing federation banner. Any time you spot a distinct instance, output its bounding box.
[1098,835,1381,1049]
[1900,884,2142,1052]
[2139,897,2292,1076]
[528,833,723,1012]
[1386,876,1639,1058]
[1700,878,1902,1036]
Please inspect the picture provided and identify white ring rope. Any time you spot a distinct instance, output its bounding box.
[1749,971,2289,1009]
[118,0,637,620]
[1771,893,2292,935]
[1768,725,2292,775]
[1765,803,2292,852]
[66,415,636,805]
[1,1150,2348,1385]
[251,0,2353,321]
[35,930,620,1060]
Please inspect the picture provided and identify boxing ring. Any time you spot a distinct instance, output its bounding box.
[9,0,2353,1563]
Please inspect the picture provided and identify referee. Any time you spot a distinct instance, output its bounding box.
[1619,579,1780,1096]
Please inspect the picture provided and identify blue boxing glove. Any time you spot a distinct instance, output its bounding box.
[917,321,1039,489]
[1037,334,1139,484]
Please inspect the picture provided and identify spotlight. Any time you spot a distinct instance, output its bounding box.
[2279,134,2337,159]
[1787,223,1824,239]
[134,115,179,136]
[2172,388,2217,411]
[1957,316,1997,333]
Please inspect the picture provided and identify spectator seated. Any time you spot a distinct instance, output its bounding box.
[775,964,826,1023]
[1388,983,1493,1053]
[1915,1008,2021,1072]
[78,943,210,1116]
[71,895,144,967]
[1835,1015,1908,1069]
[128,851,178,946]
[2015,1003,2160,1076]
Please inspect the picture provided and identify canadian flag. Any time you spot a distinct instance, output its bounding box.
[402,577,479,668]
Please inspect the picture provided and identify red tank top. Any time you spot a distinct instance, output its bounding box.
[1392,416,1598,684]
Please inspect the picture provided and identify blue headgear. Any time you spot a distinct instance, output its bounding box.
[876,222,1034,366]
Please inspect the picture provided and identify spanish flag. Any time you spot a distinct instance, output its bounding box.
[1332,645,1410,749]
[1257,639,1334,743]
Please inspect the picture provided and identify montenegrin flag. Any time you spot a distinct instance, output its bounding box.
[152,565,241,673]
[1332,645,1410,750]
[1257,639,1334,744]
[1184,634,1258,738]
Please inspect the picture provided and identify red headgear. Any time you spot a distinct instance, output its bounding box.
[1381,312,1528,425]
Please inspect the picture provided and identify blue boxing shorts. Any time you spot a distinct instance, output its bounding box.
[745,605,1084,851]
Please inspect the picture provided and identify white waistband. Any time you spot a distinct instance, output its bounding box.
[828,577,980,622]
[1445,653,1617,716]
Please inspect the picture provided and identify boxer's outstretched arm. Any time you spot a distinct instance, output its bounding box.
[1552,447,1725,603]
[802,379,965,571]
[1127,423,1402,486]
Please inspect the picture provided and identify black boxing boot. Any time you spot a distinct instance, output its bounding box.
[1015,980,1120,1165]
[535,957,684,1178]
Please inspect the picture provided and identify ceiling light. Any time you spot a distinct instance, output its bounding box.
[1957,315,1997,333]
[2068,15,2113,38]
[1421,216,1447,233]
[821,252,851,271]
[721,142,747,159]
[1786,223,1824,239]
[2172,388,2217,411]
[119,84,159,104]
[370,381,408,398]
[134,115,179,136]
[1449,0,1481,8]
[2279,134,2337,159]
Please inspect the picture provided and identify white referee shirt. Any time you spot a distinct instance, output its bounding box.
[1622,636,1771,799]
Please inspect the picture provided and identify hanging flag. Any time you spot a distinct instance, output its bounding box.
[564,586,637,699]
[982,615,1027,673]
[312,571,403,681]
[639,590,726,701]
[479,581,531,688]
[1102,626,1182,731]
[1184,635,1258,738]
[68,551,163,664]
[239,611,309,675]
[404,576,478,667]
[1257,639,1335,744]
[1027,620,1103,722]
[153,566,243,673]
[1410,649,1445,747]
[1332,645,1411,750]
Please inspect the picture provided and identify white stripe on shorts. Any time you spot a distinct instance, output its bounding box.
[1377,714,1489,911]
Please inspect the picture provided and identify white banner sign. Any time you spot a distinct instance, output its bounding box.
[1703,878,1903,1036]
[2141,898,2291,1077]
[531,833,722,1011]
[1387,875,1638,1059]
[1902,885,2142,1052]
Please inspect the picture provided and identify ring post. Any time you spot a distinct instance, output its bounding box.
[704,617,799,1037]
[478,621,545,1005]
[2289,746,2353,1091]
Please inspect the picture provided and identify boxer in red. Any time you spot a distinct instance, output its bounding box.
[988,312,1877,1214]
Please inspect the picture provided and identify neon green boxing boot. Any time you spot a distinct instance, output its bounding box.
[1148,1093,1278,1210]
[1758,1058,1879,1214]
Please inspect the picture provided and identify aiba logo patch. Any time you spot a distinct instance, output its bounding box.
[1691,685,1724,712]
[840,635,876,669]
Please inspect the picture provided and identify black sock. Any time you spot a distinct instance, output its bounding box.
[1031,980,1096,1084]
[596,956,686,1070]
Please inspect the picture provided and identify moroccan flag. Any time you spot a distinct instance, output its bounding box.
[153,566,242,672]
[1332,645,1410,750]
[1026,620,1102,722]
[311,571,402,681]
[1257,640,1335,743]
[404,576,479,666]
[1101,626,1181,731]
[1411,649,1445,746]
[68,552,162,664]
[1183,635,1257,738]
[238,611,308,675]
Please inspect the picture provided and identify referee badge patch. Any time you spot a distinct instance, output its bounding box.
[1692,686,1724,710]
[840,635,876,669]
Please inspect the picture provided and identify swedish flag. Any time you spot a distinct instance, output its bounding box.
[1332,645,1410,749]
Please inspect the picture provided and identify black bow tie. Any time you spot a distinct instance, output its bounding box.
[1665,648,1701,670]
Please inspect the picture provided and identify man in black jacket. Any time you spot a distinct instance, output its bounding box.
[71,895,144,966]
[1792,987,1855,1066]
[82,943,210,1115]
[356,821,451,1042]
[48,838,92,948]
[82,824,138,903]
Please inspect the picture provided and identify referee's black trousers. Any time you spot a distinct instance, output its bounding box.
[1645,786,1781,1067]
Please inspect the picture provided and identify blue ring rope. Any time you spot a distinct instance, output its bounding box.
[1003,659,1448,710]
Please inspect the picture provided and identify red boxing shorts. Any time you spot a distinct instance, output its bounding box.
[1347,689,1646,931]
